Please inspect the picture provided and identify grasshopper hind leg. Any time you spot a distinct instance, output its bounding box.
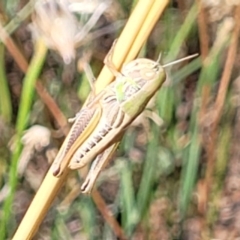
[81,144,118,194]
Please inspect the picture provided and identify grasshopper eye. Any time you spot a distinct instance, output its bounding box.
[144,71,155,78]
[140,69,157,80]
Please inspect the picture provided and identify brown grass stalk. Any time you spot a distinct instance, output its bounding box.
[196,0,210,130]
[92,190,127,240]
[196,0,209,59]
[205,5,240,206]
[0,23,69,134]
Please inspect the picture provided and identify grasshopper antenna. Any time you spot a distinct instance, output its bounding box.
[163,53,198,68]
[156,52,162,64]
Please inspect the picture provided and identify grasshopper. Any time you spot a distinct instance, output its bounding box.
[51,42,197,193]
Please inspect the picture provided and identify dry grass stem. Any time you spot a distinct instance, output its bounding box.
[95,0,157,92]
[204,5,240,209]
[92,190,127,240]
[196,0,209,59]
[125,0,169,62]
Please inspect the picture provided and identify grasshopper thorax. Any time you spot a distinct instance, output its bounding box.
[113,58,165,104]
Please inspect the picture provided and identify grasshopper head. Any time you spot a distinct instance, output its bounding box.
[119,58,165,117]
[121,58,164,82]
[116,58,165,104]
[115,58,166,116]
[118,54,198,106]
[121,53,198,83]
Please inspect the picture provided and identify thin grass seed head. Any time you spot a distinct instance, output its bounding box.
[31,0,110,64]
[31,0,78,64]
[68,0,112,13]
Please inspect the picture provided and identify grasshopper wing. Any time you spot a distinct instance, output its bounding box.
[68,88,126,169]
[52,103,102,176]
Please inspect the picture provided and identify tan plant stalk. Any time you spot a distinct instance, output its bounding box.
[12,0,169,239]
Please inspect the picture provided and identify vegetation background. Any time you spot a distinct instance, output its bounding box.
[0,0,239,239]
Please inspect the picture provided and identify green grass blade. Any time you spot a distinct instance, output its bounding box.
[165,4,198,61]
[179,119,201,217]
[4,0,36,35]
[179,24,230,217]
[0,39,47,239]
[172,57,202,84]
[119,160,139,235]
[158,3,198,125]
[0,44,12,122]
[136,125,160,221]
